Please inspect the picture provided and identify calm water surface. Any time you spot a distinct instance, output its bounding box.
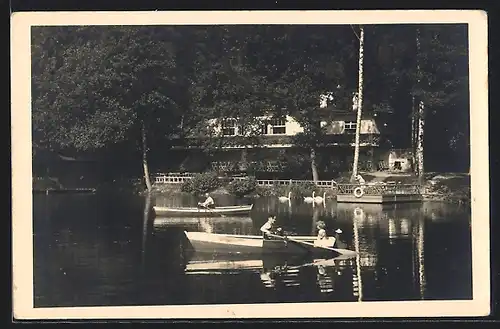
[33,192,472,307]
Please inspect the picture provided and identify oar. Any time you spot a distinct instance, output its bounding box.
[287,237,340,253]
[266,233,338,254]
[204,206,226,218]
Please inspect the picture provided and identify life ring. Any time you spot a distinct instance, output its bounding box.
[353,187,364,198]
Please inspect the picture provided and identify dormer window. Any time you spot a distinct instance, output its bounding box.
[221,119,237,136]
[344,121,357,134]
[270,117,286,135]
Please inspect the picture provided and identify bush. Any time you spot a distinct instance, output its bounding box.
[226,177,257,197]
[181,172,222,195]
[289,181,318,199]
[270,181,318,199]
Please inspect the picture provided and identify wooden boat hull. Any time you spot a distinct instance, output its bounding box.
[153,216,252,226]
[184,231,357,257]
[33,188,96,194]
[153,204,254,217]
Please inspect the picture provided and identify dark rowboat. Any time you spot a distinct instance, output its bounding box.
[153,204,254,217]
[184,231,357,258]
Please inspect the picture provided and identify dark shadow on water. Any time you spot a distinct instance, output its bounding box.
[33,193,472,307]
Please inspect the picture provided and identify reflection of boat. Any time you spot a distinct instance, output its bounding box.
[184,251,348,273]
[184,231,357,257]
[153,216,253,226]
[153,204,254,217]
[183,251,354,294]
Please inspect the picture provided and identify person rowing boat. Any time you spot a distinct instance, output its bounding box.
[260,215,285,240]
[197,193,215,209]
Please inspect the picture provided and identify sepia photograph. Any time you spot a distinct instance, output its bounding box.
[11,10,489,319]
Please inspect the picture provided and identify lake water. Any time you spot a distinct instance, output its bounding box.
[33,192,472,307]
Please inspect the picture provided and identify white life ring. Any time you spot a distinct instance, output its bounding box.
[353,187,364,198]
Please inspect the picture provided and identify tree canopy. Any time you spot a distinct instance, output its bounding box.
[31,23,470,182]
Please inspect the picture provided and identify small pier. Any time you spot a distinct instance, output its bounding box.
[335,183,422,204]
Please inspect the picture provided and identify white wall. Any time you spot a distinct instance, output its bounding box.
[208,116,378,136]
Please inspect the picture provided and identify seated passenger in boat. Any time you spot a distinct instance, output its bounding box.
[314,221,335,248]
[316,221,327,240]
[197,193,215,209]
[260,215,281,240]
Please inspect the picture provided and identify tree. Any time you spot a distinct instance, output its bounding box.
[250,25,357,182]
[377,24,469,174]
[32,26,184,191]
[351,25,365,182]
[185,26,275,160]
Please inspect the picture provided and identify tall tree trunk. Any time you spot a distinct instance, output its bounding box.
[141,121,152,192]
[240,147,248,172]
[415,27,425,183]
[351,25,364,182]
[411,95,417,174]
[416,101,425,180]
[310,147,319,183]
[141,193,152,271]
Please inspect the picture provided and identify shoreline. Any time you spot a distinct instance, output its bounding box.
[147,183,470,206]
[33,172,471,206]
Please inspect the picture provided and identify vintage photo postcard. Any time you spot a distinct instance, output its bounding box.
[11,10,490,320]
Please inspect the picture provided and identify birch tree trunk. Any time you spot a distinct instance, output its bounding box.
[416,100,425,179]
[310,147,319,183]
[351,25,364,182]
[415,27,425,182]
[411,95,417,173]
[141,121,153,192]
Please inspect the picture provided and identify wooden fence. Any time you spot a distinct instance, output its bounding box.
[152,172,338,188]
[152,172,422,195]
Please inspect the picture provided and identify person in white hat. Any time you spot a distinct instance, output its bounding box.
[333,228,347,249]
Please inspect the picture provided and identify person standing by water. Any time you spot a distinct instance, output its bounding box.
[356,174,366,186]
[197,193,215,209]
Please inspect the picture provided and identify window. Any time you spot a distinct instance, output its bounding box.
[222,119,237,136]
[260,124,269,135]
[344,121,357,134]
[270,117,286,135]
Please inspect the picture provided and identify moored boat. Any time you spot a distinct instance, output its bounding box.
[184,231,357,257]
[153,216,253,226]
[153,204,254,217]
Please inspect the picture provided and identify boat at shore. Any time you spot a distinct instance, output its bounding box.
[153,204,254,217]
[183,231,357,258]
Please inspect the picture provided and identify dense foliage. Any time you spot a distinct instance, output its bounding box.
[180,172,222,195]
[226,177,258,197]
[31,24,470,188]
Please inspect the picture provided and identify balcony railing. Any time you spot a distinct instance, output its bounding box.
[170,133,383,149]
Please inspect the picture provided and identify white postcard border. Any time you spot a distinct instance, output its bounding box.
[11,10,490,319]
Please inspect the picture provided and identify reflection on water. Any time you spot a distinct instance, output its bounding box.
[33,193,472,307]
